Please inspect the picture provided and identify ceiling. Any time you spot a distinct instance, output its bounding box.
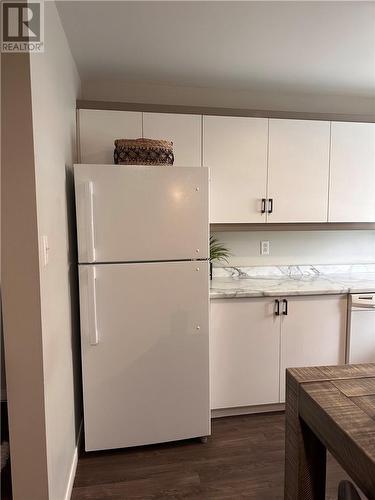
[57,1,375,97]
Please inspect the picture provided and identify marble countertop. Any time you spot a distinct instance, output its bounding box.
[210,264,375,299]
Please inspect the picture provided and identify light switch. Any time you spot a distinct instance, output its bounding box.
[42,235,49,266]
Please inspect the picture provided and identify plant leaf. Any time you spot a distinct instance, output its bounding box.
[209,235,231,263]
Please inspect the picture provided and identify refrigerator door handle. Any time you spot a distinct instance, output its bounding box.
[84,181,96,262]
[87,267,99,345]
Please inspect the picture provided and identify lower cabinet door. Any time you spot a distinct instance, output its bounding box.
[210,298,280,409]
[279,295,347,402]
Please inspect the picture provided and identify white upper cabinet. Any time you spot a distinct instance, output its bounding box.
[203,116,269,223]
[79,109,142,164]
[143,113,201,167]
[329,122,375,222]
[78,108,374,224]
[267,119,331,223]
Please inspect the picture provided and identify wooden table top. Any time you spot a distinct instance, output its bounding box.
[286,363,375,499]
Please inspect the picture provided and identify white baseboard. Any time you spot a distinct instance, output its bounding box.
[64,420,83,500]
[211,402,285,418]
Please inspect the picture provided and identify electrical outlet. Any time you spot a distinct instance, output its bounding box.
[260,240,270,256]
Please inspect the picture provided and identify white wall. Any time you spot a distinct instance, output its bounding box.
[2,51,49,500]
[29,3,81,499]
[212,230,375,267]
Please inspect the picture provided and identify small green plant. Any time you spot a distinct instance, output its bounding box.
[209,236,231,264]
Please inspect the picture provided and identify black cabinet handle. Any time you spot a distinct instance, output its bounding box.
[282,299,288,315]
[275,299,280,316]
[268,198,273,214]
[261,198,266,214]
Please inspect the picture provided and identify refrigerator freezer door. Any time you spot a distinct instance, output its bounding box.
[75,165,209,263]
[79,261,210,451]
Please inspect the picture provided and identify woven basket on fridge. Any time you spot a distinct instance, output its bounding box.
[114,138,174,166]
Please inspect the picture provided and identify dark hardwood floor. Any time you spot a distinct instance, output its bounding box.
[72,412,359,499]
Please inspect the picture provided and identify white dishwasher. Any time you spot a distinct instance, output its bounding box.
[347,293,375,364]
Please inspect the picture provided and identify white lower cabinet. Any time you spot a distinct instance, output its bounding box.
[210,298,280,409]
[279,295,347,402]
[210,295,347,411]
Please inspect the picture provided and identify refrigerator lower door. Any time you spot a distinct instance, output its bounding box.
[75,165,209,263]
[79,260,210,451]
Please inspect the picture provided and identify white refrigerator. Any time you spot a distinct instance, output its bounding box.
[74,164,210,452]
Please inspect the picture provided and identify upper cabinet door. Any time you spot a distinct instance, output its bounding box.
[79,109,142,164]
[143,113,202,167]
[203,116,268,223]
[268,119,330,223]
[329,122,375,222]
